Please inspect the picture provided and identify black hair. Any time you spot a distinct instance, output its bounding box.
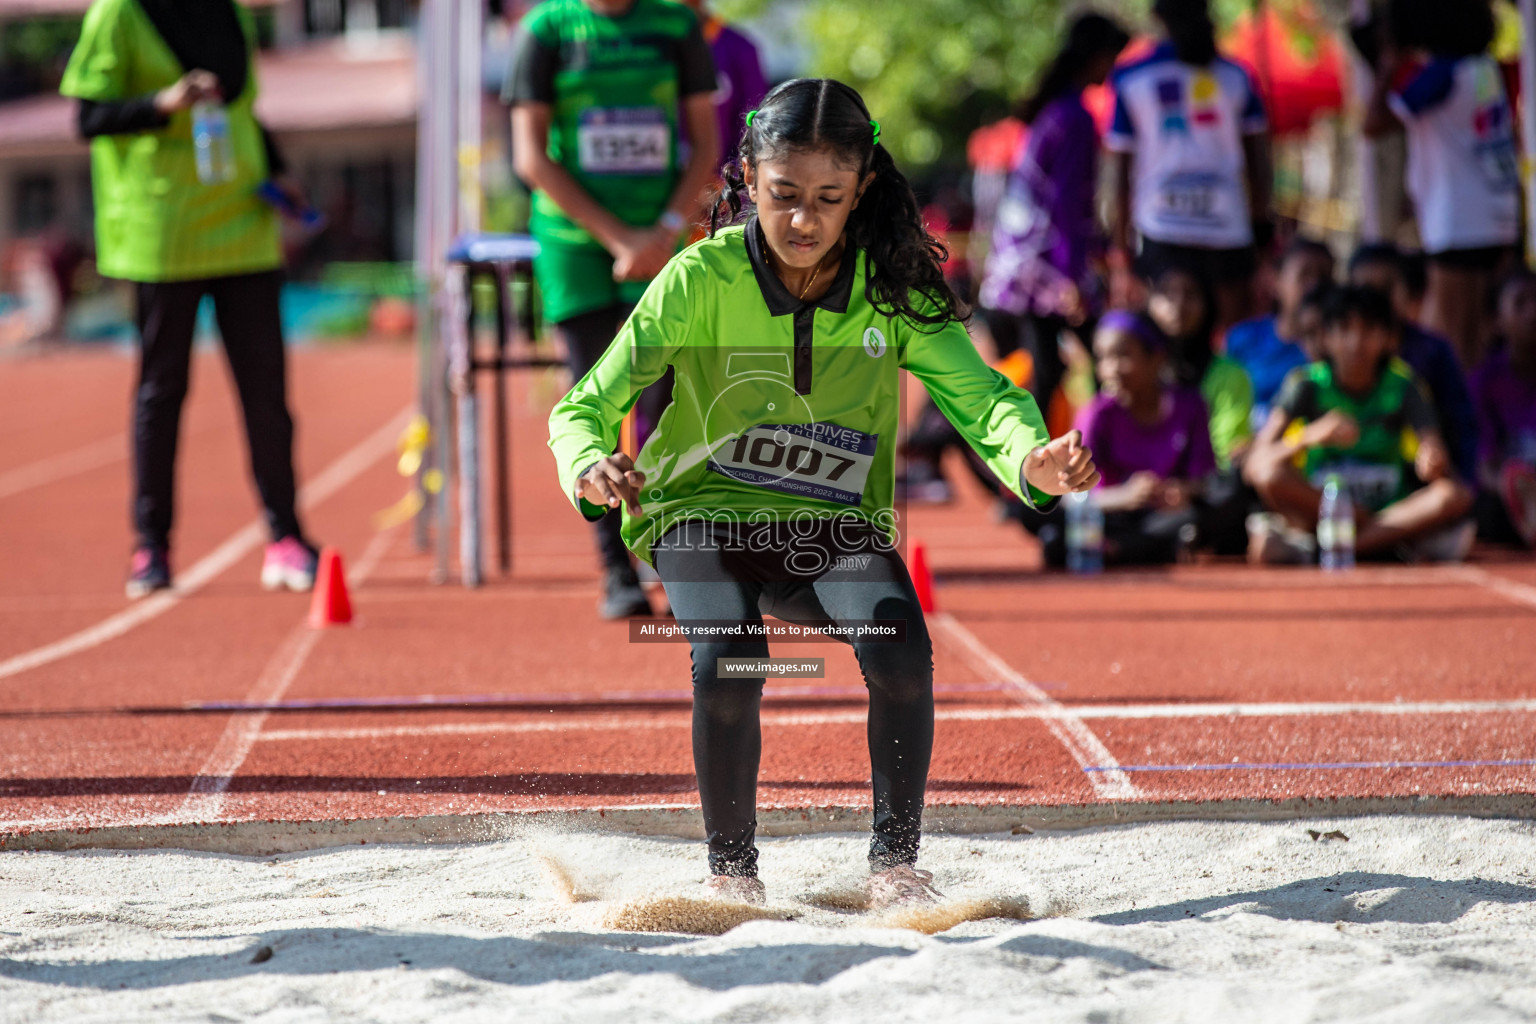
[1017,12,1130,124]
[1322,284,1397,332]
[710,78,964,329]
[1494,265,1536,315]
[1399,250,1427,299]
[1299,281,1336,314]
[1281,236,1334,269]
[1149,263,1217,388]
[1347,241,1403,280]
[1153,0,1218,66]
[1389,0,1496,57]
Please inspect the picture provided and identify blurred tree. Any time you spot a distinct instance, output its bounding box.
[714,0,1342,169]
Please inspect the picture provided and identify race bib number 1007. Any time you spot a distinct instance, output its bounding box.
[577,107,670,175]
[708,422,878,506]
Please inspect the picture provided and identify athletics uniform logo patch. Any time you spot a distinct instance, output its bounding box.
[863,327,886,358]
[707,421,878,506]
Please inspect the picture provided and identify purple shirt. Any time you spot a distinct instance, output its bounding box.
[979,91,1101,318]
[1076,387,1218,487]
[1469,347,1536,468]
[705,18,766,155]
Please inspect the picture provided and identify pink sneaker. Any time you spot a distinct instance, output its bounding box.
[261,537,319,592]
[126,545,171,599]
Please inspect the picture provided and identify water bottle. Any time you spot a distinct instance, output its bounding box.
[191,101,237,184]
[1065,490,1104,574]
[1317,474,1355,572]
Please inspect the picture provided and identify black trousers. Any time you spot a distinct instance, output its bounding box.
[132,269,303,550]
[556,304,673,573]
[653,517,935,877]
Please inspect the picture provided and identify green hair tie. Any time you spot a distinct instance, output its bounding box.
[746,110,758,127]
[870,120,881,145]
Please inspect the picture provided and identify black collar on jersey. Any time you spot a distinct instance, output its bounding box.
[743,216,858,396]
[744,215,857,317]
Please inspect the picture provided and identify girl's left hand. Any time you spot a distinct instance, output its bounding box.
[1023,430,1101,497]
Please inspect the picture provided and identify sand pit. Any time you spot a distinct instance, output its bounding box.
[3,817,1536,1021]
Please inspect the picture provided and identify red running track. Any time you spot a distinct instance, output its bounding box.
[2,344,1534,847]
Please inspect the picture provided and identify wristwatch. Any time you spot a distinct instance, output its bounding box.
[658,209,688,235]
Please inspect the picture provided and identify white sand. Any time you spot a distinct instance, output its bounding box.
[4,816,1536,1022]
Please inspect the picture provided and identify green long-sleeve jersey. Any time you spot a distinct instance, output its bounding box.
[548,218,1054,567]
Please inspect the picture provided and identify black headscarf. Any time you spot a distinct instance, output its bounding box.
[137,0,250,101]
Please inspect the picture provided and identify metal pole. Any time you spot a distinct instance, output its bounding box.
[411,0,436,554]
[428,0,458,584]
[492,264,511,575]
[1521,0,1536,267]
[454,0,486,589]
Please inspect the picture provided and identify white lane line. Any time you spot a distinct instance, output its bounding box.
[173,529,396,823]
[0,434,125,500]
[0,406,412,683]
[1453,566,1536,611]
[921,612,1138,798]
[254,696,1536,743]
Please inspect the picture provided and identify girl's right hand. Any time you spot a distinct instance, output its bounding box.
[155,70,222,115]
[611,227,674,282]
[1304,410,1360,451]
[577,454,646,515]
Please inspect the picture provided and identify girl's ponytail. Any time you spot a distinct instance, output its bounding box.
[846,142,964,328]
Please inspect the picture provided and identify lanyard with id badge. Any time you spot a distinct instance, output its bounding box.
[577,107,671,176]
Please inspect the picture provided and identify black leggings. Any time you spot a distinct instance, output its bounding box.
[133,270,303,549]
[652,517,935,877]
[556,304,673,572]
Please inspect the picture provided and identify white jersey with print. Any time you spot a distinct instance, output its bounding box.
[1105,43,1268,250]
[1388,55,1521,254]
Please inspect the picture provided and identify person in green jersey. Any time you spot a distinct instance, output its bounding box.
[505,0,721,619]
[548,79,1101,906]
[60,0,319,599]
[1246,286,1472,563]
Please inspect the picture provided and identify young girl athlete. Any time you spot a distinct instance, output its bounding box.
[549,79,1100,906]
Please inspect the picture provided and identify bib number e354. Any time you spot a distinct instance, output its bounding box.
[577,107,670,175]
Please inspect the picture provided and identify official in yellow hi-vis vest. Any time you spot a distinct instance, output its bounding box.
[61,0,320,598]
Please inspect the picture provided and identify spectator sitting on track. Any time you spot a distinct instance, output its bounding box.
[1245,286,1473,564]
[1348,243,1479,485]
[1145,264,1253,470]
[1292,282,1332,362]
[1469,268,1536,547]
[1145,263,1255,555]
[1017,311,1216,567]
[1225,238,1335,431]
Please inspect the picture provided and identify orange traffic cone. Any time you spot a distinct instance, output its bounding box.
[307,547,353,628]
[909,539,937,613]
